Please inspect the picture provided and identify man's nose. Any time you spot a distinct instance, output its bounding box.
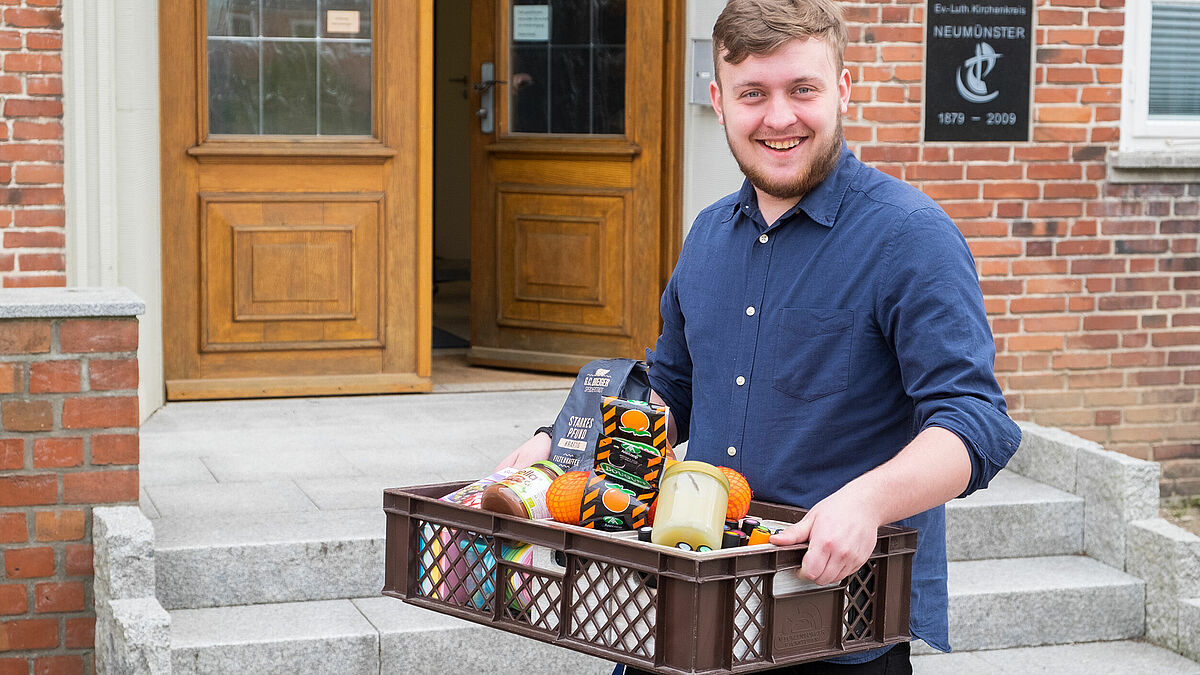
[763,96,798,129]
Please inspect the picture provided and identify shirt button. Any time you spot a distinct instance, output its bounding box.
[736,376,746,386]
[745,306,755,316]
[727,446,737,456]
[758,234,769,244]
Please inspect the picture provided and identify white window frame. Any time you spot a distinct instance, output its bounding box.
[1120,0,1200,154]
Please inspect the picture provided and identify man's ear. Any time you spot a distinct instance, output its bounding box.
[709,79,725,125]
[838,68,851,114]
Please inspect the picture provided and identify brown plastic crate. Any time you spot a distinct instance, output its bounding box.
[383,482,916,674]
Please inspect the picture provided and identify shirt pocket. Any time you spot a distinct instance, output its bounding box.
[771,307,854,402]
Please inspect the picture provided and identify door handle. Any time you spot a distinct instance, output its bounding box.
[473,79,507,92]
[476,62,498,134]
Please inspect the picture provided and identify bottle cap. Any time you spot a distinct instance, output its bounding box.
[748,525,771,546]
[531,459,564,477]
[676,542,693,551]
[723,529,748,548]
[740,518,760,535]
[725,519,740,530]
[697,545,712,552]
[637,526,653,542]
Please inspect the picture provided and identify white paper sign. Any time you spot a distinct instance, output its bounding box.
[512,5,550,41]
[326,10,361,34]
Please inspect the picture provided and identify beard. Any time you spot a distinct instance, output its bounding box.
[727,118,844,202]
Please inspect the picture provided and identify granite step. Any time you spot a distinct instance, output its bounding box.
[153,470,1084,610]
[169,555,1145,673]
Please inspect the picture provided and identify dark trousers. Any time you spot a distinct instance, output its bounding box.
[614,642,912,675]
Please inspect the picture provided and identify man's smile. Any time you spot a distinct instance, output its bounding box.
[759,137,804,151]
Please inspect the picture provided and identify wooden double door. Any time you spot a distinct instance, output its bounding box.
[161,1,681,399]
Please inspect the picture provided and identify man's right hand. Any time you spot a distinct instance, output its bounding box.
[494,431,552,471]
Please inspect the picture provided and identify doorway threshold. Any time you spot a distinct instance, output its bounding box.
[431,349,574,394]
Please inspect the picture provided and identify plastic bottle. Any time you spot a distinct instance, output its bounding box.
[480,460,564,519]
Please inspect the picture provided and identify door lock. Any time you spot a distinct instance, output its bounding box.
[476,62,499,134]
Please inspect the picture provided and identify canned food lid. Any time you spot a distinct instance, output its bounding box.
[531,460,565,477]
[660,460,730,491]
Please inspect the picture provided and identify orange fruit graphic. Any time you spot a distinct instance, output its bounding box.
[601,484,633,513]
[547,471,589,525]
[619,409,650,432]
[720,466,752,520]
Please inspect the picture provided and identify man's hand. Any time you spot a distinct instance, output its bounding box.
[494,431,552,472]
[769,486,882,586]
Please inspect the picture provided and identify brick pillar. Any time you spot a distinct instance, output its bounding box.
[0,288,143,675]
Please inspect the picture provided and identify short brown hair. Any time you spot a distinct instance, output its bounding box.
[712,0,848,79]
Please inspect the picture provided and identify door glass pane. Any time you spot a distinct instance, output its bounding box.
[207,0,373,136]
[509,0,625,135]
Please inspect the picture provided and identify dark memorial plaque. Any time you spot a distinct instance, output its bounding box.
[924,0,1033,142]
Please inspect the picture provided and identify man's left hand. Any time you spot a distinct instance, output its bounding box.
[768,487,882,586]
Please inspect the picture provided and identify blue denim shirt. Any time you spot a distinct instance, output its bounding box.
[647,146,1021,660]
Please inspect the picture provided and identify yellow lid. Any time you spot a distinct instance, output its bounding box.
[661,460,730,491]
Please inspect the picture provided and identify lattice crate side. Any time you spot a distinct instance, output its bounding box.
[731,573,769,665]
[414,519,496,614]
[497,542,566,635]
[568,554,658,660]
[841,560,878,644]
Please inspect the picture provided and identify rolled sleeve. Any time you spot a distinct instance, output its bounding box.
[646,271,694,444]
[877,210,1022,495]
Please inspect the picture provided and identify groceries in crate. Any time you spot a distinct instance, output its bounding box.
[479,460,563,518]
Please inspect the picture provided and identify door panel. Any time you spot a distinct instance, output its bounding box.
[200,194,382,350]
[468,0,670,373]
[161,0,431,399]
[497,188,627,333]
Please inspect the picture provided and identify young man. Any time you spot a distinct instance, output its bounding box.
[499,0,1020,671]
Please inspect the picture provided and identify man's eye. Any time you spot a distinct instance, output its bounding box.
[742,91,762,99]
[794,87,812,95]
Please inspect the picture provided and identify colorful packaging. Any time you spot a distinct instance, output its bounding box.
[579,471,652,532]
[439,468,518,509]
[600,396,669,452]
[594,436,666,496]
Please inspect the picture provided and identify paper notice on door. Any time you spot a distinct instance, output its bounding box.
[326,10,361,34]
[512,6,550,42]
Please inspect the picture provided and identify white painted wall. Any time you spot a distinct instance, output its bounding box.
[681,0,745,239]
[63,0,164,421]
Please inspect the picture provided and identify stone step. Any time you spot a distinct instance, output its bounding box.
[170,555,1146,673]
[917,555,1144,653]
[912,639,1200,674]
[945,470,1083,562]
[154,471,1080,610]
[169,597,612,675]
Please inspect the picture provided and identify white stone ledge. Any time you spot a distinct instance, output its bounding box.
[0,287,144,319]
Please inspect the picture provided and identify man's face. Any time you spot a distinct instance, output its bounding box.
[710,37,851,202]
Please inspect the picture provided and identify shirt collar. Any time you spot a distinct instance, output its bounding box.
[727,143,860,229]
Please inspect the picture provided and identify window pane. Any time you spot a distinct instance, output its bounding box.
[511,45,550,133]
[209,39,260,134]
[209,0,258,37]
[320,42,372,134]
[206,0,374,136]
[262,0,317,38]
[263,41,318,134]
[509,0,624,135]
[1149,3,1200,118]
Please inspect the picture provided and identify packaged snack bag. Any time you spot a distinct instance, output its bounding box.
[600,396,669,453]
[579,470,653,532]
[547,359,654,471]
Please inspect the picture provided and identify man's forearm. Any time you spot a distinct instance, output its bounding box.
[840,426,972,526]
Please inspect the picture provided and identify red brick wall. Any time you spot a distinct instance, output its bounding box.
[0,316,139,674]
[840,0,1199,496]
[0,0,65,289]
